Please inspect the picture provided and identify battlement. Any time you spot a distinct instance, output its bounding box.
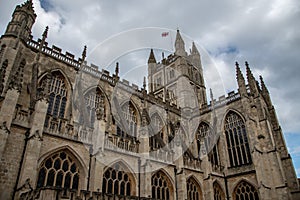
[27,36,81,68]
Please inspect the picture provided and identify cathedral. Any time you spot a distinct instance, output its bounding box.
[0,1,300,200]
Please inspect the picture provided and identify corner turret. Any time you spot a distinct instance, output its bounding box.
[4,0,36,42]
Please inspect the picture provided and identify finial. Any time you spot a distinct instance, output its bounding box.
[235,61,239,68]
[210,88,214,101]
[82,45,87,62]
[42,26,48,41]
[245,61,249,68]
[143,76,146,90]
[162,52,165,59]
[260,75,269,93]
[148,49,156,63]
[115,62,119,76]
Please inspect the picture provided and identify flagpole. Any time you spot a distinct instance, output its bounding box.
[170,30,174,52]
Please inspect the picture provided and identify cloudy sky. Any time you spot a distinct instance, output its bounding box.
[1,0,300,175]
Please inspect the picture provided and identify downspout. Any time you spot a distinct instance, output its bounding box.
[138,158,141,200]
[12,131,30,200]
[174,168,178,200]
[87,146,93,191]
[223,172,230,200]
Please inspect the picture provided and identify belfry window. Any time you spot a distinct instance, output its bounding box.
[187,177,202,200]
[37,151,79,190]
[151,171,173,200]
[84,87,105,127]
[102,162,133,196]
[233,181,259,200]
[224,111,252,167]
[46,73,67,118]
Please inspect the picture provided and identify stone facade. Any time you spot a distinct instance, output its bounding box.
[0,1,299,200]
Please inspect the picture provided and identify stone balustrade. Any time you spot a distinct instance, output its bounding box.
[105,134,139,153]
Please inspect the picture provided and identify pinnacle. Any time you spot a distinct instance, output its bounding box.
[148,49,156,63]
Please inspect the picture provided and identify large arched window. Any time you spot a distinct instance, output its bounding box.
[102,162,134,196]
[46,72,67,118]
[37,151,80,190]
[151,171,173,200]
[233,181,259,200]
[213,182,225,200]
[149,113,164,151]
[117,102,138,138]
[224,111,252,167]
[84,87,105,127]
[187,177,202,200]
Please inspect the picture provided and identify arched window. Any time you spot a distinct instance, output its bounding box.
[187,177,202,200]
[37,151,80,190]
[84,87,105,127]
[213,182,225,200]
[149,113,164,151]
[102,162,134,196]
[196,123,219,165]
[233,181,259,200]
[151,171,173,200]
[46,72,67,118]
[224,111,252,167]
[117,102,137,138]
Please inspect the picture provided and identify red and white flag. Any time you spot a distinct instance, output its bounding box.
[161,32,169,37]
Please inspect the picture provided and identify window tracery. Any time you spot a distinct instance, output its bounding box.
[187,177,202,200]
[233,181,259,200]
[224,111,252,167]
[149,113,164,151]
[84,87,105,127]
[46,72,67,118]
[37,151,79,190]
[117,102,138,138]
[151,171,173,200]
[213,182,225,200]
[102,162,133,196]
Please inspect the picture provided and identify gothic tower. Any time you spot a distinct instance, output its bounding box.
[147,30,207,108]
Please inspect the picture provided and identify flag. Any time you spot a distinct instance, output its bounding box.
[161,32,169,37]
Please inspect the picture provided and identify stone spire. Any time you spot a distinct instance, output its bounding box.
[246,61,259,97]
[175,30,187,57]
[191,42,199,55]
[236,62,247,96]
[260,76,272,108]
[148,49,156,63]
[190,42,201,69]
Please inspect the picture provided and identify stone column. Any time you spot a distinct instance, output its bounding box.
[89,118,106,192]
